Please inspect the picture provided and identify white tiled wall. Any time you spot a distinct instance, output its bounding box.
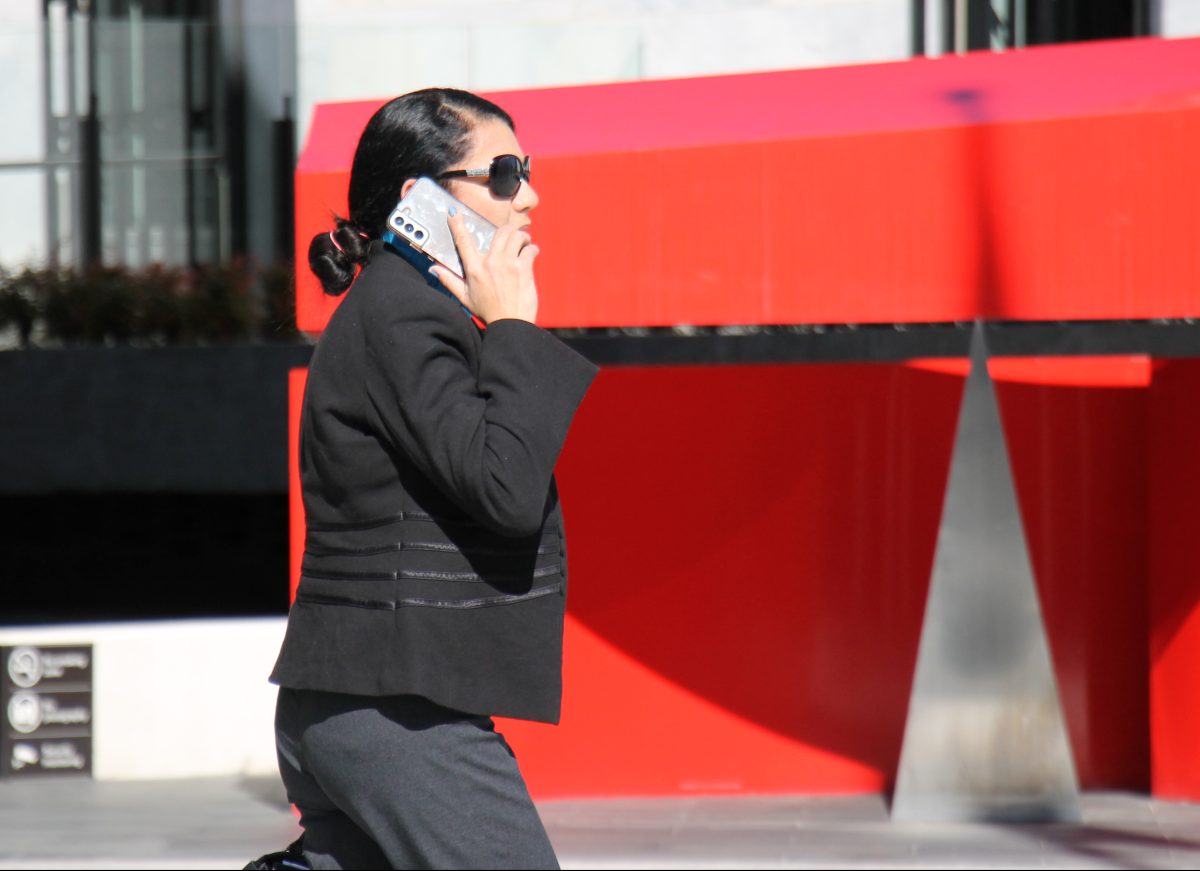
[0,169,48,267]
[0,11,42,164]
[295,0,912,146]
[1164,0,1200,36]
[468,19,644,92]
[0,4,47,267]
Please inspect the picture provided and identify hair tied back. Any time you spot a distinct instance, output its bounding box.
[309,219,371,296]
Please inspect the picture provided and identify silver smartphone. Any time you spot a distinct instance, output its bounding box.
[385,177,497,279]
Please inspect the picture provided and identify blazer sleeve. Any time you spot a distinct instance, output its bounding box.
[361,287,598,537]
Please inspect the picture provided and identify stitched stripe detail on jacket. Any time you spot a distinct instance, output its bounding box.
[304,541,559,557]
[295,582,562,610]
[300,564,562,583]
[305,510,483,532]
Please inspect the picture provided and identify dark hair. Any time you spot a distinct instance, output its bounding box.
[308,88,515,296]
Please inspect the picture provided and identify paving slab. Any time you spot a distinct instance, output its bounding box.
[2,776,1199,869]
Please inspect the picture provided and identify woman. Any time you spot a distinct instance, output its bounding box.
[269,88,597,870]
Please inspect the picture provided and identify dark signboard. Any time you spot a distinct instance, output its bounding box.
[1,645,93,777]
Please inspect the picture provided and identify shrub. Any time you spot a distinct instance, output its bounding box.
[0,261,301,348]
[0,268,42,348]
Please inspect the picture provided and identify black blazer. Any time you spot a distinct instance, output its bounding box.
[270,242,597,724]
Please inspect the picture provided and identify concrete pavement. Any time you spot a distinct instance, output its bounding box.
[2,776,1199,869]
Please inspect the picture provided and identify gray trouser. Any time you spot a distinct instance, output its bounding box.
[274,687,560,870]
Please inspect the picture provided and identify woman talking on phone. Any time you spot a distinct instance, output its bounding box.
[268,88,597,870]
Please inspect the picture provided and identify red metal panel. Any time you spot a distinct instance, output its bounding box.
[1149,360,1200,798]
[296,39,1200,175]
[295,38,1200,331]
[499,362,960,797]
[284,355,1160,797]
[982,111,1200,320]
[288,369,307,603]
[993,357,1151,791]
[528,132,979,326]
[509,109,1200,326]
[294,171,349,334]
[488,359,1159,798]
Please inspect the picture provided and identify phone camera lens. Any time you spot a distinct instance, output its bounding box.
[404,223,415,233]
[414,230,425,240]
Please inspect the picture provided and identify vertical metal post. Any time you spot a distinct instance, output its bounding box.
[1136,0,1160,35]
[183,2,197,266]
[912,0,926,56]
[272,95,295,262]
[990,0,1012,48]
[925,0,946,58]
[78,0,101,266]
[42,0,61,267]
[221,0,248,263]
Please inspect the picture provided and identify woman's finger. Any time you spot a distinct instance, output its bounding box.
[446,211,484,276]
[501,229,532,260]
[485,223,513,265]
[517,243,540,267]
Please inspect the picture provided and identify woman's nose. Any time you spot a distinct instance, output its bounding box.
[515,180,539,212]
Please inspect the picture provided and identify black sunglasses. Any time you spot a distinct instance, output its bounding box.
[437,154,531,199]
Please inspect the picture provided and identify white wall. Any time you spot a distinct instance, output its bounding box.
[0,1,49,267]
[294,0,912,148]
[0,0,913,270]
[0,170,48,268]
[0,618,286,780]
[0,2,44,164]
[1163,0,1200,35]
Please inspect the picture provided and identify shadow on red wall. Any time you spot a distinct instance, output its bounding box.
[1148,359,1200,798]
[502,362,961,796]
[994,358,1151,791]
[499,357,1163,798]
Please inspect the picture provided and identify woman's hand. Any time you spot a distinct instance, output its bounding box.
[429,211,539,325]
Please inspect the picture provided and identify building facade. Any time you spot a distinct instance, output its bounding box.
[2,1,1194,273]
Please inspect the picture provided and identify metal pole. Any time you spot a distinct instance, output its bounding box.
[926,0,945,57]
[912,0,926,56]
[78,0,101,266]
[990,0,1011,49]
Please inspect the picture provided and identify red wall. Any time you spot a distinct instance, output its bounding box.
[289,356,1169,798]
[501,362,957,796]
[294,38,1200,332]
[1149,360,1200,798]
[993,357,1151,792]
[288,369,307,604]
[287,39,1200,798]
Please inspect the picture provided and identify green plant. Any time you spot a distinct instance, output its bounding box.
[184,260,258,344]
[0,269,41,348]
[258,261,299,342]
[0,260,302,348]
[136,264,189,345]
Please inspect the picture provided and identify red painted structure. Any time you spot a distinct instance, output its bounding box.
[291,38,1200,799]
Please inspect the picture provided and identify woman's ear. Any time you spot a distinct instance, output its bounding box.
[400,178,417,199]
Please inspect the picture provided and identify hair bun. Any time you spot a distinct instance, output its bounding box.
[308,219,371,296]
